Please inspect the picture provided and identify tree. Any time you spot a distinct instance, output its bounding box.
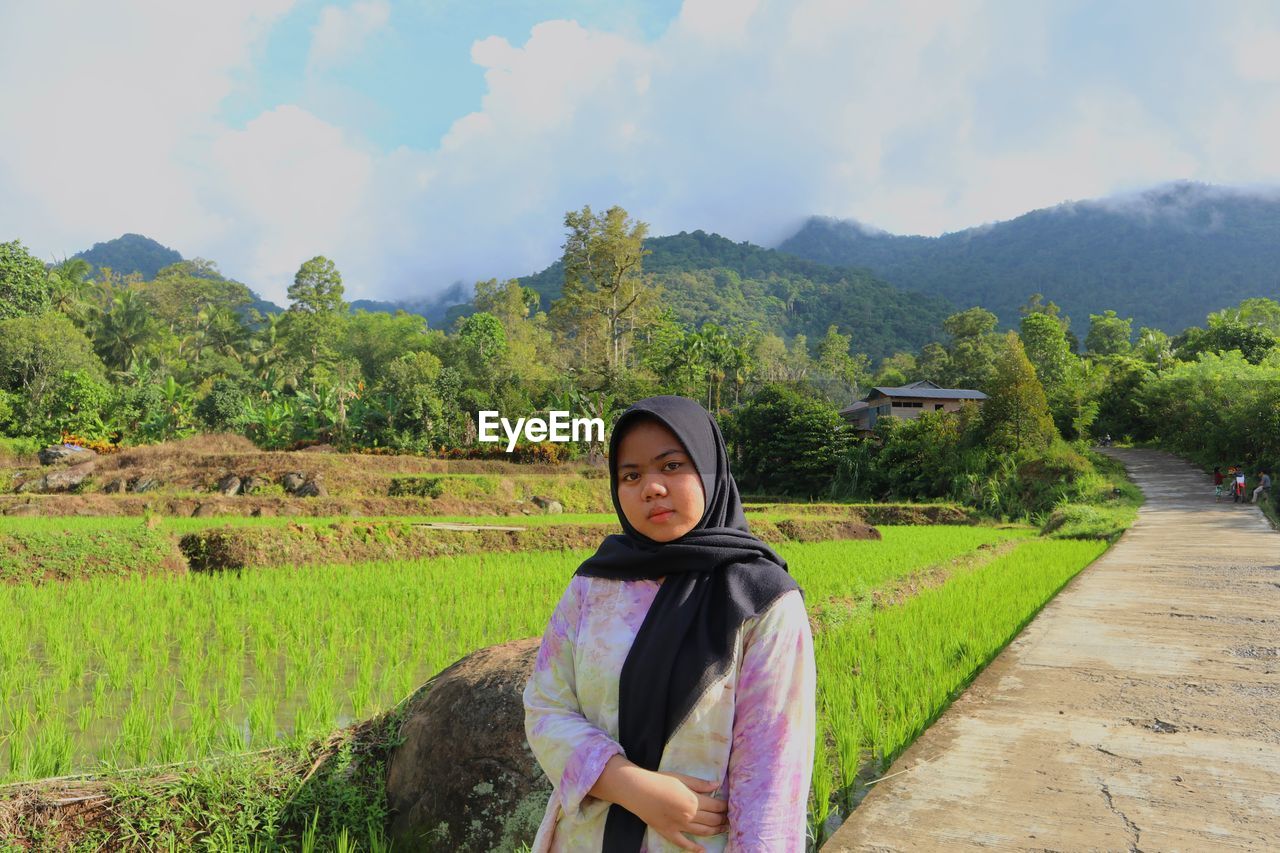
[1208,297,1280,335]
[726,384,849,497]
[873,352,918,387]
[551,205,659,386]
[94,290,160,372]
[1018,293,1070,331]
[0,240,53,319]
[281,256,349,391]
[982,331,1055,453]
[814,325,870,405]
[1085,310,1133,355]
[941,308,1000,390]
[288,256,346,314]
[1176,320,1277,365]
[0,313,108,436]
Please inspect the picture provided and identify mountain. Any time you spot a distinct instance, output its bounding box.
[517,230,952,359]
[778,182,1280,336]
[74,233,181,281]
[73,234,284,317]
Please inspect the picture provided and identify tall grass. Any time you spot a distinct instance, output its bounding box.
[0,527,1018,784]
[808,537,1107,842]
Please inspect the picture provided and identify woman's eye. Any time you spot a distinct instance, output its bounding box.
[664,461,681,471]
[622,472,638,482]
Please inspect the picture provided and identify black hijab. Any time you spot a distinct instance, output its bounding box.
[575,395,798,851]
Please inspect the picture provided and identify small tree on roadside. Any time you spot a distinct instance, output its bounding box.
[982,331,1055,453]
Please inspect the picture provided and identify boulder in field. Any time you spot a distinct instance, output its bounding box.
[531,495,563,515]
[293,477,326,498]
[385,636,549,852]
[19,458,97,491]
[282,472,307,494]
[38,444,96,466]
[216,474,241,496]
[191,502,217,517]
[241,475,268,495]
[101,478,126,494]
[129,476,161,493]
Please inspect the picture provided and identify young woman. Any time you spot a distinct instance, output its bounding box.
[523,395,816,852]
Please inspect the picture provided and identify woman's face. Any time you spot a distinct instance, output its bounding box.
[615,418,706,543]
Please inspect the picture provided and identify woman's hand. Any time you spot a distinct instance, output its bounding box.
[641,771,728,850]
[589,756,728,851]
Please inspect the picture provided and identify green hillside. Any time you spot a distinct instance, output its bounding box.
[519,230,951,359]
[779,182,1280,336]
[74,233,182,281]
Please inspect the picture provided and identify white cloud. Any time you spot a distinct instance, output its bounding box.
[0,0,296,264]
[209,106,375,295]
[5,0,1280,306]
[308,0,391,71]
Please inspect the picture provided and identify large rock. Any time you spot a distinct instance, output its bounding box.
[38,444,96,466]
[215,474,241,496]
[18,459,97,493]
[293,476,326,498]
[282,472,307,494]
[240,475,268,495]
[386,636,549,852]
[128,476,161,494]
[531,495,563,515]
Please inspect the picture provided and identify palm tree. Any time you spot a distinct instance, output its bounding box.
[94,290,155,371]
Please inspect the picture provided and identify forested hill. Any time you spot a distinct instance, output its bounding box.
[74,233,182,281]
[779,182,1280,336]
[519,229,952,359]
[72,234,283,317]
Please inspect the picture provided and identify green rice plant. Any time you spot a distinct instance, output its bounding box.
[808,538,1106,844]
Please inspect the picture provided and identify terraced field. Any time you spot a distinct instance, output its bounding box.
[1,524,1104,844]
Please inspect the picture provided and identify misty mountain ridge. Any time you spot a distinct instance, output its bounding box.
[779,181,1280,336]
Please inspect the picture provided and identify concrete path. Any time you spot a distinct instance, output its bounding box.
[824,449,1280,852]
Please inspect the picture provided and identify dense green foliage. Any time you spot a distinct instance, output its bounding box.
[72,233,182,281]
[7,200,1278,515]
[0,240,53,319]
[779,182,1280,338]
[522,229,952,360]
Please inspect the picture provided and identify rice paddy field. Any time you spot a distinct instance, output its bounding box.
[0,522,1107,849]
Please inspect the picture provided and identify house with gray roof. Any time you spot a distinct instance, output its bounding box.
[840,380,987,433]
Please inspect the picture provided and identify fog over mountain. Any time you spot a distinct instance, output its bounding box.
[778,182,1280,337]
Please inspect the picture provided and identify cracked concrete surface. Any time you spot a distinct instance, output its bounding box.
[823,449,1280,852]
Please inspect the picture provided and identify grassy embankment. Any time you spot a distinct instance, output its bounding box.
[0,528,1109,850]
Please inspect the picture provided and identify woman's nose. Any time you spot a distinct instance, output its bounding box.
[642,476,667,499]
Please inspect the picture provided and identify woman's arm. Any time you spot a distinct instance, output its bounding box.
[725,590,817,852]
[523,576,625,817]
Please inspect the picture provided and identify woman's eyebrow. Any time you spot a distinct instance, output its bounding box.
[618,448,685,469]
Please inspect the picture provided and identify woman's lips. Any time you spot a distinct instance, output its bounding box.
[647,508,674,523]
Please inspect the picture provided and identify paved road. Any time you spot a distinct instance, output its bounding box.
[823,448,1280,852]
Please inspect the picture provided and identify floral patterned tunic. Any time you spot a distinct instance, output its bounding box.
[523,574,816,852]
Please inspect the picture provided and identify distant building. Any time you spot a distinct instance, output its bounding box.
[840,380,988,433]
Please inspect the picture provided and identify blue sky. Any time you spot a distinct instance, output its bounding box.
[2,0,1278,304]
[220,1,684,150]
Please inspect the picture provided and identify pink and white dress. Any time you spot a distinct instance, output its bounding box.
[523,574,816,852]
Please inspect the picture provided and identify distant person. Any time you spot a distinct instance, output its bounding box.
[1252,470,1272,504]
[1214,466,1225,501]
[1235,467,1247,503]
